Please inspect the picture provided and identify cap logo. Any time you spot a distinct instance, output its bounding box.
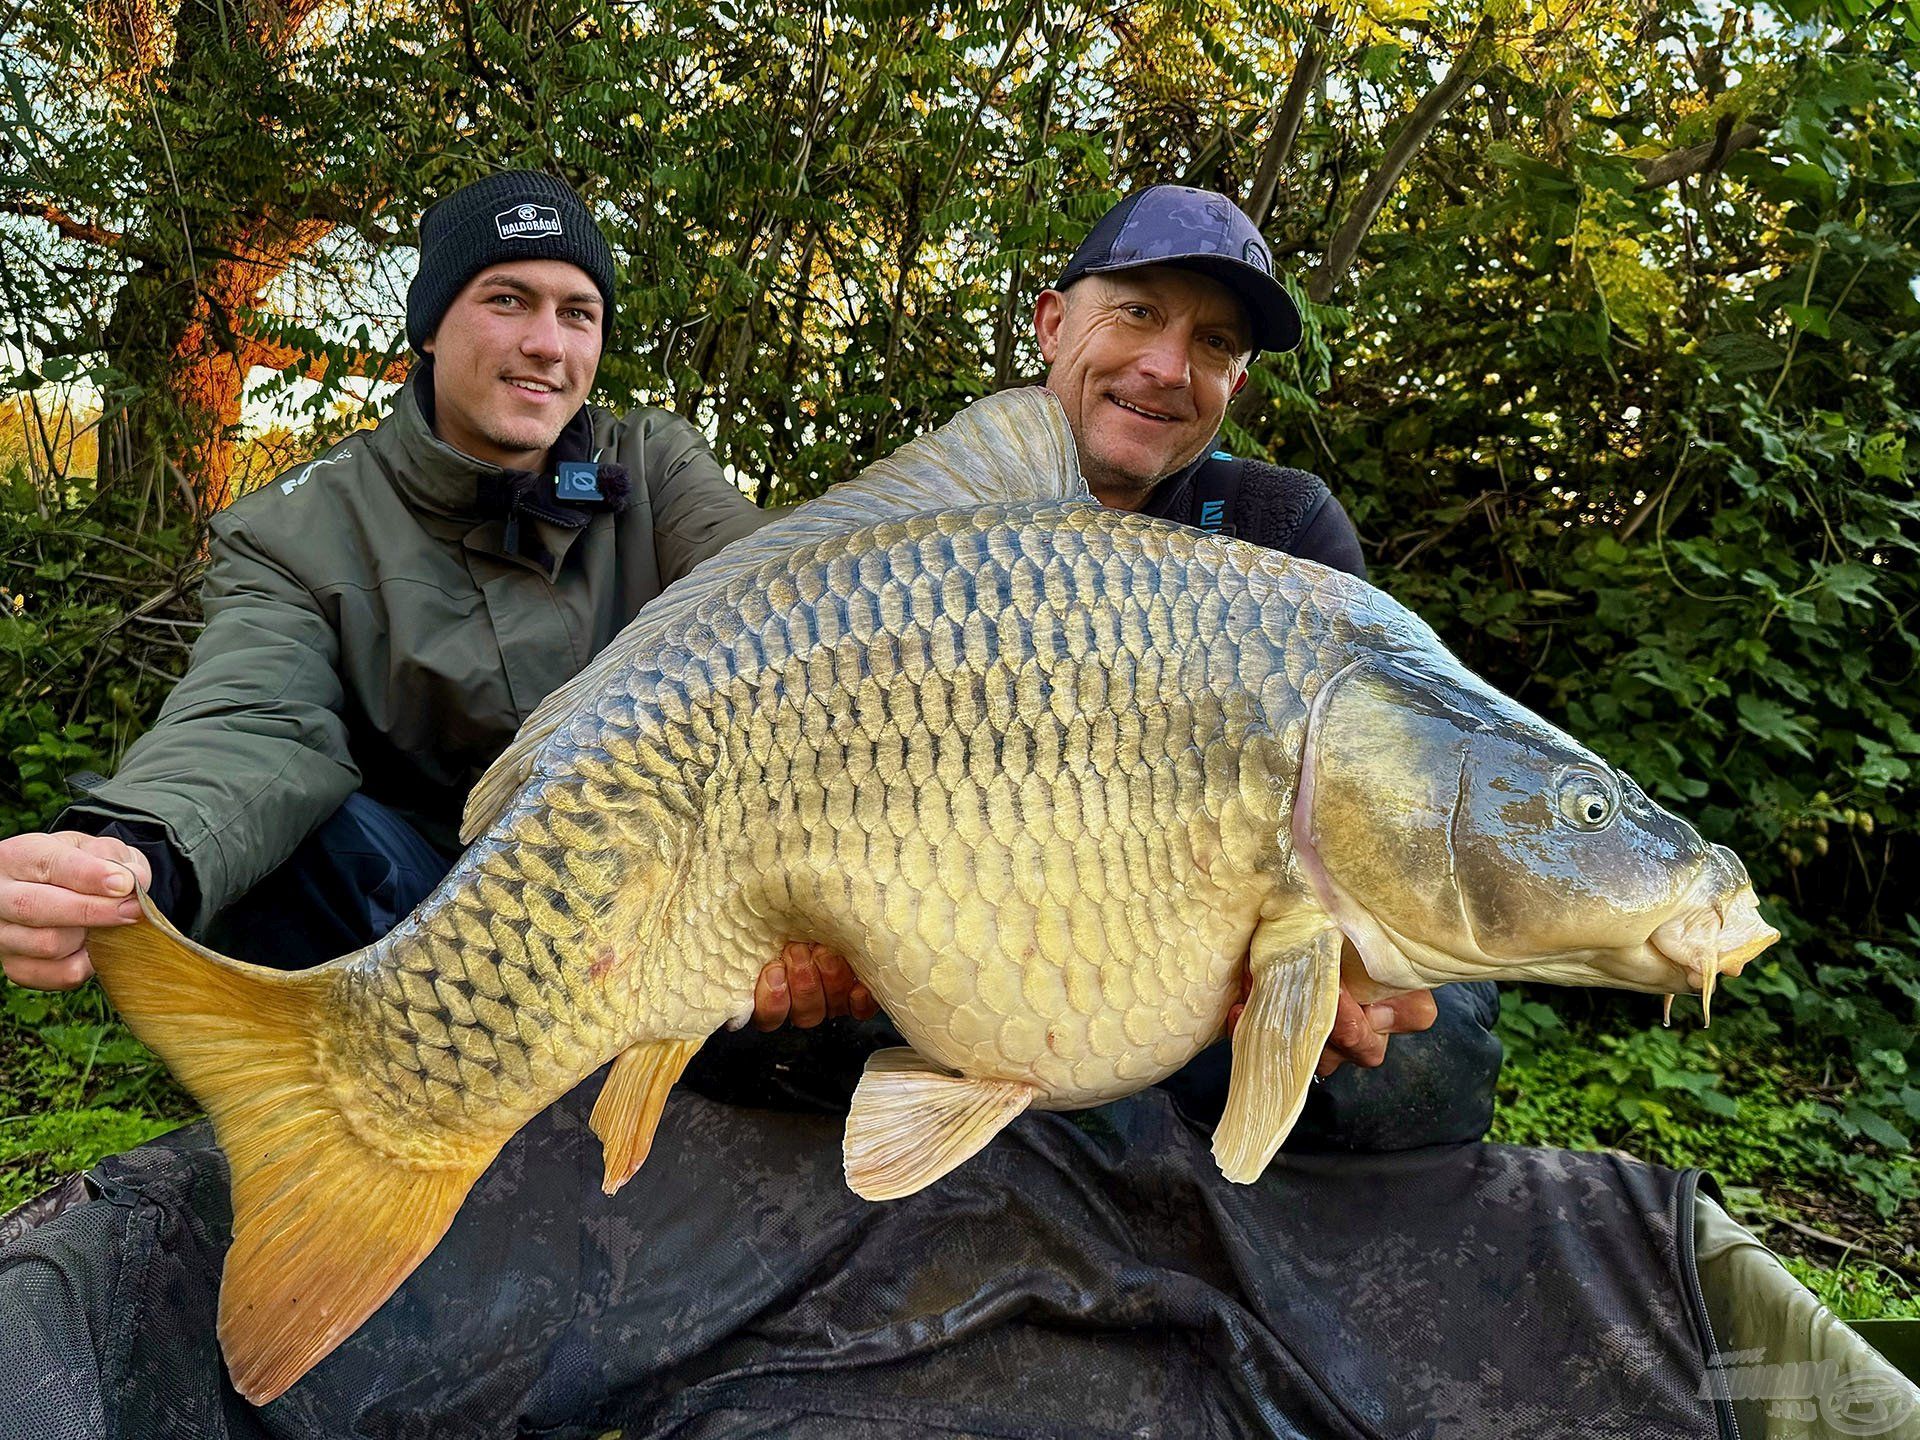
[1241,238,1272,275]
[496,204,562,240]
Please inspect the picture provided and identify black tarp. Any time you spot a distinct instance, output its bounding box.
[0,1074,1726,1440]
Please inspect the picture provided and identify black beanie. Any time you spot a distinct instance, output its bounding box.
[405,170,616,353]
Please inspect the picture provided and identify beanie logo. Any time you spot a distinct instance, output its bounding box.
[496,203,562,240]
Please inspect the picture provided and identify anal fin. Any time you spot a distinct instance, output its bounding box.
[844,1048,1035,1201]
[1213,923,1344,1183]
[590,1038,703,1195]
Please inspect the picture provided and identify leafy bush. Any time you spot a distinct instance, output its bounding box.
[0,984,189,1209]
[0,467,198,835]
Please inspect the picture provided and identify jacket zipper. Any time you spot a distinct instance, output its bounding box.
[1676,1168,1742,1440]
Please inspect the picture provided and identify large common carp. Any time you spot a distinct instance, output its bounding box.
[89,388,1777,1402]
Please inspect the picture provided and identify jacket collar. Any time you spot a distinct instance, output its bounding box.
[1138,438,1221,523]
[373,365,616,580]
[376,366,509,522]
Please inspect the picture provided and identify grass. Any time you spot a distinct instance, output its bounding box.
[1780,1254,1920,1323]
[0,984,192,1207]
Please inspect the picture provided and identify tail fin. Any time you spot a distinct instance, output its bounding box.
[89,897,497,1404]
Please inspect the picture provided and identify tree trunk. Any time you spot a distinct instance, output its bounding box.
[103,218,329,513]
[94,0,347,514]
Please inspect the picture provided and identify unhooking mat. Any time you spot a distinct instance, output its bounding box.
[1,1078,1912,1440]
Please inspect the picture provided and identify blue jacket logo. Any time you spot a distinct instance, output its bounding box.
[554,462,603,501]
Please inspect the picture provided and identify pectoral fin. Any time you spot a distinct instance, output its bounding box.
[590,1037,704,1195]
[844,1048,1036,1201]
[1213,923,1344,1184]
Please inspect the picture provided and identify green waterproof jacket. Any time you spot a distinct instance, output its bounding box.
[66,373,769,934]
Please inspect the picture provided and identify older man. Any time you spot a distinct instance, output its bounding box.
[1036,185,1363,569]
[747,186,1502,1145]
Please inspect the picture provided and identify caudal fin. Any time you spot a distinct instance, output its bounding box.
[89,896,497,1404]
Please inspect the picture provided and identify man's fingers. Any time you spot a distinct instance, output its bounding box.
[2,945,95,991]
[0,920,93,962]
[1,832,141,899]
[1364,989,1438,1036]
[1315,987,1436,1077]
[754,944,878,1030]
[1322,988,1389,1070]
[71,834,153,892]
[0,879,143,932]
[811,946,858,1017]
[0,833,142,993]
[785,946,827,1028]
[752,962,791,1032]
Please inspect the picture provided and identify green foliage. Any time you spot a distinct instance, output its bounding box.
[1,0,1917,1293]
[0,984,188,1210]
[0,468,196,835]
[1778,1255,1919,1324]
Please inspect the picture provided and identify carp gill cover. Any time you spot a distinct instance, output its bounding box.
[88,388,1778,1402]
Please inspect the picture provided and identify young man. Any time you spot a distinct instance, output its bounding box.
[0,170,871,1025]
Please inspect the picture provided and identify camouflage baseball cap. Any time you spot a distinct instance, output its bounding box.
[1055,185,1301,352]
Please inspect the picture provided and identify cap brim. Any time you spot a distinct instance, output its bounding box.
[1079,254,1302,353]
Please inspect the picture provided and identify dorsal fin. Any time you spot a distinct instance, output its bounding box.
[461,386,1086,841]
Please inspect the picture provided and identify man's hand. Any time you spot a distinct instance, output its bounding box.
[753,942,880,1030]
[1225,969,1438,1077]
[1310,985,1438,1076]
[0,832,153,992]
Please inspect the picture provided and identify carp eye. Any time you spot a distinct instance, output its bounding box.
[1555,768,1618,831]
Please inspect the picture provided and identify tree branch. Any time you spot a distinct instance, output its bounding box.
[1634,120,1768,190]
[296,192,407,249]
[0,199,123,248]
[1306,17,1494,304]
[1244,16,1327,230]
[237,333,410,385]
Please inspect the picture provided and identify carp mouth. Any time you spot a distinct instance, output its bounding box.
[1648,881,1778,1025]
